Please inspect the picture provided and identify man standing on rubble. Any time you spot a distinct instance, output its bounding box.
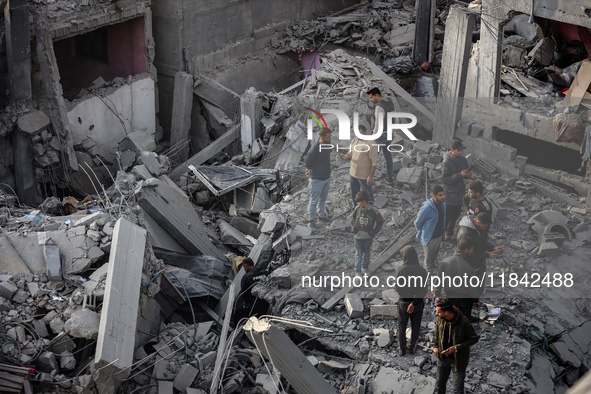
[457,212,503,277]
[436,236,482,320]
[340,125,379,210]
[395,245,428,356]
[351,190,384,276]
[433,298,479,394]
[367,87,395,184]
[305,129,333,230]
[442,139,471,242]
[414,185,446,274]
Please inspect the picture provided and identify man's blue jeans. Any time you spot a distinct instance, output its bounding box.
[350,176,374,210]
[309,177,330,221]
[354,238,373,272]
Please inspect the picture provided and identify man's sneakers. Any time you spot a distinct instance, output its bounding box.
[308,220,317,230]
[361,268,367,274]
[406,345,415,355]
[398,348,406,356]
[318,216,331,223]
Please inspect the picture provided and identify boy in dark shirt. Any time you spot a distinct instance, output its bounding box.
[462,180,492,217]
[351,190,384,275]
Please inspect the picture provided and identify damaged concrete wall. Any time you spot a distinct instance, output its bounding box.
[152,0,358,129]
[66,75,156,166]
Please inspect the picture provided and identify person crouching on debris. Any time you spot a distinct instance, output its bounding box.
[233,258,269,325]
[351,190,384,276]
[433,298,479,394]
[305,128,333,230]
[414,185,446,274]
[395,245,428,356]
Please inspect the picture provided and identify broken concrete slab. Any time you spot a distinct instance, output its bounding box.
[244,317,337,394]
[0,280,17,300]
[170,71,194,162]
[487,371,511,389]
[93,218,147,392]
[136,176,225,259]
[371,367,435,394]
[17,110,50,135]
[229,216,261,238]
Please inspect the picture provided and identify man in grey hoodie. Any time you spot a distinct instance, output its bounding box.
[457,212,503,277]
[442,139,471,241]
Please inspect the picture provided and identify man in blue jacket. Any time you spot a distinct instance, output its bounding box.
[305,129,332,230]
[414,185,446,273]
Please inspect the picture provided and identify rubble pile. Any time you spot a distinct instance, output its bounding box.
[274,0,449,74]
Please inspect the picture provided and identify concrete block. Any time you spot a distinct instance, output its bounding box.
[33,319,49,337]
[173,364,199,391]
[27,282,40,297]
[140,152,164,176]
[0,297,12,312]
[65,309,100,339]
[376,330,393,347]
[427,154,443,165]
[60,351,76,370]
[538,242,559,257]
[391,158,403,172]
[44,244,61,281]
[515,180,535,192]
[229,216,261,238]
[36,351,58,372]
[292,224,312,238]
[345,293,364,318]
[491,173,516,187]
[373,195,389,209]
[382,289,398,304]
[198,350,217,368]
[17,111,50,134]
[396,167,422,191]
[372,367,435,393]
[491,200,508,220]
[412,140,431,154]
[119,130,156,153]
[12,290,28,303]
[540,232,566,247]
[470,123,484,137]
[487,371,511,389]
[370,304,398,319]
[272,229,295,252]
[473,158,496,181]
[258,210,287,233]
[515,155,527,176]
[0,280,18,300]
[158,381,174,394]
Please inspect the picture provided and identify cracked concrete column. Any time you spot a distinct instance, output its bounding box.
[240,88,263,152]
[477,0,507,100]
[170,71,194,162]
[433,5,475,145]
[5,0,32,102]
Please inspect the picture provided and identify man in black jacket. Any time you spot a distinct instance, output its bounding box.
[351,190,384,275]
[305,129,332,230]
[437,236,482,320]
[457,212,503,276]
[462,180,492,217]
[395,245,428,355]
[442,139,471,241]
[433,298,479,394]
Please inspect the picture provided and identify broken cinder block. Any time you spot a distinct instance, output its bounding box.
[370,304,398,319]
[345,293,364,318]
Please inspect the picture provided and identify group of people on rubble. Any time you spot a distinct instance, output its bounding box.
[304,87,505,393]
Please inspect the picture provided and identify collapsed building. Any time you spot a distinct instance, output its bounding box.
[1,0,591,393]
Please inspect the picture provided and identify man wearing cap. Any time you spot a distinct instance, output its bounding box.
[442,139,471,241]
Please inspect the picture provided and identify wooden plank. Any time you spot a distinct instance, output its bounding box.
[136,176,225,260]
[559,59,591,108]
[168,124,240,180]
[500,71,542,99]
[433,5,476,145]
[321,229,417,311]
[365,61,435,123]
